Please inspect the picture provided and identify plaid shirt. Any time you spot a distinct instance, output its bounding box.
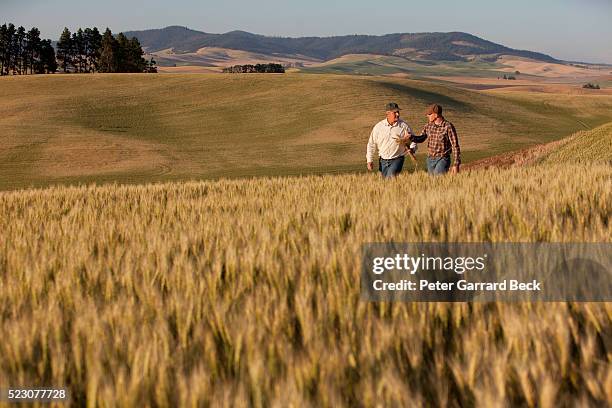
[411,118,461,165]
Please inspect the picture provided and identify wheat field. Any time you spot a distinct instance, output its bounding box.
[0,156,610,406]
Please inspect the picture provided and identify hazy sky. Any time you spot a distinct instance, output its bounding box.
[3,0,612,63]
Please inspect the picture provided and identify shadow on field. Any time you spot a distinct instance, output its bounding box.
[377,81,472,112]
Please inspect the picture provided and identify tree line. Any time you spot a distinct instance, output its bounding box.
[583,83,600,90]
[222,63,285,73]
[0,24,57,75]
[0,22,157,76]
[57,27,156,73]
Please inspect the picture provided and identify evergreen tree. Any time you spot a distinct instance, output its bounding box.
[6,23,16,75]
[71,29,85,72]
[0,24,6,75]
[98,28,117,73]
[126,37,146,72]
[56,27,72,72]
[15,26,26,74]
[0,23,151,75]
[115,33,129,72]
[83,28,91,71]
[39,39,57,73]
[87,27,102,72]
[26,27,41,74]
[0,22,56,75]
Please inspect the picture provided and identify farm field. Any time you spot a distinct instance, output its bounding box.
[302,54,507,78]
[3,2,612,405]
[1,73,612,191]
[300,54,611,82]
[0,120,610,405]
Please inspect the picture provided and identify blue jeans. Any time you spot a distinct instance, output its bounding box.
[427,156,451,175]
[379,156,405,178]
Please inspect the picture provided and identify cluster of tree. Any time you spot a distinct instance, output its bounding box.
[0,23,57,75]
[222,63,285,73]
[583,83,600,89]
[57,27,157,73]
[502,74,517,80]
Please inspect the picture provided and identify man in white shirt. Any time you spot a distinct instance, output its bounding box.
[366,102,416,178]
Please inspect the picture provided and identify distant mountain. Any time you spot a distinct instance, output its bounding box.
[124,26,559,63]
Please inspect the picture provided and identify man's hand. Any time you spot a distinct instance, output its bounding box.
[450,164,460,174]
[367,162,374,171]
[396,135,411,145]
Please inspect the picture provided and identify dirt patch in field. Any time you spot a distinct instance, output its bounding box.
[35,130,172,178]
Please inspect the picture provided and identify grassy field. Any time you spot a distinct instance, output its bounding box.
[300,54,610,82]
[542,122,612,163]
[463,121,612,171]
[0,118,610,405]
[1,73,612,191]
[302,55,512,78]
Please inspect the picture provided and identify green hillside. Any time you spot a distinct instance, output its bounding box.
[1,73,612,191]
[301,54,510,78]
[543,122,612,163]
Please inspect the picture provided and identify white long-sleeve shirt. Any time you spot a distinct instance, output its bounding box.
[366,118,413,162]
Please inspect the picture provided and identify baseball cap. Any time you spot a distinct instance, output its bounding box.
[385,102,401,112]
[426,104,443,115]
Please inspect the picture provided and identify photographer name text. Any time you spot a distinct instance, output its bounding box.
[372,279,541,292]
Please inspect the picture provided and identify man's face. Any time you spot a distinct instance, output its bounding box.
[386,110,400,124]
[427,113,438,123]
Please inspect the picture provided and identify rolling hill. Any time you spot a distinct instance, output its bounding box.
[1,73,612,191]
[464,121,612,170]
[125,26,558,65]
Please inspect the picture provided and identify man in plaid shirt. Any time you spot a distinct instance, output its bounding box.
[402,104,461,175]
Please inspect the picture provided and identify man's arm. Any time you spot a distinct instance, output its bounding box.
[409,126,428,143]
[449,123,461,173]
[366,128,377,171]
[398,125,418,162]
